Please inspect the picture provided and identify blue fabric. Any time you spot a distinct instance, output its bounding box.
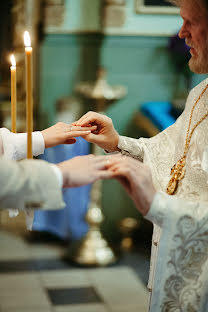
[33,137,91,240]
[140,101,176,131]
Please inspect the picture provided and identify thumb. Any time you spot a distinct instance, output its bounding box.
[81,132,105,144]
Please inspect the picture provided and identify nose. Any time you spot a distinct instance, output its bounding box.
[179,22,189,39]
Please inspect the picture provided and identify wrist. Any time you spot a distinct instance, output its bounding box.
[41,130,48,148]
[56,163,67,187]
[106,132,120,152]
[142,190,156,216]
[49,164,63,188]
[136,186,156,217]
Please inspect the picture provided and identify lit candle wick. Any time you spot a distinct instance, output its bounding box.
[11,54,16,67]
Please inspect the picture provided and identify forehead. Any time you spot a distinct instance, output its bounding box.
[180,0,207,19]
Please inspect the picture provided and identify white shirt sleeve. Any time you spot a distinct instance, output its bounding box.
[0,128,45,160]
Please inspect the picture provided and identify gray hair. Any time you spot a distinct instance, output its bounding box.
[166,0,208,9]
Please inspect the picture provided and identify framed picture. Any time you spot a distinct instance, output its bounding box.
[135,0,179,14]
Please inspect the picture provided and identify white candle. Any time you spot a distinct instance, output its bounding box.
[10,54,17,133]
[24,31,33,159]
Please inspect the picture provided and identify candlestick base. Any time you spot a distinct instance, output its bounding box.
[66,203,117,267]
[68,230,117,267]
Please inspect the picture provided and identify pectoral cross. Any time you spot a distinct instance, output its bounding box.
[166,157,186,195]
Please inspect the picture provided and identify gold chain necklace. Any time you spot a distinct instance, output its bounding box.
[166,84,208,195]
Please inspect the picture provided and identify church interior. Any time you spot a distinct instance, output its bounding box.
[0,0,206,311]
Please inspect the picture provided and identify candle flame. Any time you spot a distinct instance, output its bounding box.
[24,31,31,47]
[11,54,16,67]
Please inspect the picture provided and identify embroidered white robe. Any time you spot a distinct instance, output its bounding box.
[147,191,208,311]
[118,78,208,304]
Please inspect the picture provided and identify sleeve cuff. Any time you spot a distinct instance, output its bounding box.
[49,164,63,188]
[117,135,126,151]
[202,146,208,173]
[15,131,45,159]
[32,131,45,156]
[145,191,169,227]
[117,135,144,161]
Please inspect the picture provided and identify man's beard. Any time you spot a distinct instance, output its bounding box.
[185,38,208,74]
[189,54,208,74]
[187,43,208,74]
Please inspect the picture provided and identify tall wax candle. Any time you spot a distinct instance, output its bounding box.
[24,31,33,159]
[10,54,17,133]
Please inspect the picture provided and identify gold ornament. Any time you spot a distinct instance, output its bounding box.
[167,84,208,195]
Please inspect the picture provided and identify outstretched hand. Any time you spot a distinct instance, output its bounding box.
[74,111,119,152]
[57,154,114,188]
[41,122,97,148]
[106,155,156,216]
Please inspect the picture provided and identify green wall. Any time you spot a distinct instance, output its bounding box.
[40,34,177,130]
[39,34,103,126]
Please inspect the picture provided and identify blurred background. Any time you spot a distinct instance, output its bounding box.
[0,1,206,311]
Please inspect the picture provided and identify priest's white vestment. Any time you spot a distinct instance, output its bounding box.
[118,78,208,309]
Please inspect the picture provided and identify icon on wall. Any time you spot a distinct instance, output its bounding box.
[135,0,179,14]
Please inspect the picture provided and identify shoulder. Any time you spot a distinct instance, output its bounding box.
[189,77,208,98]
[184,78,208,111]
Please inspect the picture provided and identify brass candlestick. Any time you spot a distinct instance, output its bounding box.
[67,67,127,266]
[68,178,116,266]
